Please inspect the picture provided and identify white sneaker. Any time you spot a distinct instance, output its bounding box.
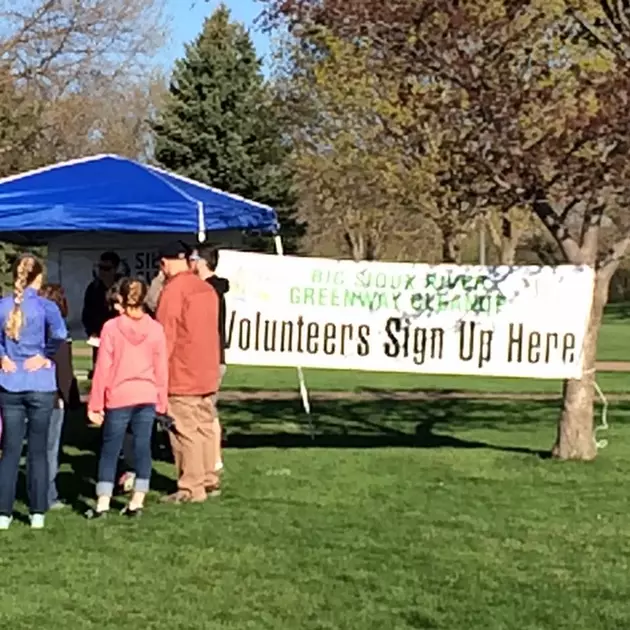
[30,514,45,530]
[0,515,12,530]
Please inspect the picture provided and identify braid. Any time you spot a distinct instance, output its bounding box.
[120,278,147,311]
[5,256,35,341]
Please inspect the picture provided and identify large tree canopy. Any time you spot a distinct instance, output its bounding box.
[264,0,630,460]
[153,4,299,248]
[154,5,265,195]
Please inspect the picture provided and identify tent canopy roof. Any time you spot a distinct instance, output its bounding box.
[0,154,279,234]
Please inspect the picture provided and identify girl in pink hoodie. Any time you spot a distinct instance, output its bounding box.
[87,278,168,517]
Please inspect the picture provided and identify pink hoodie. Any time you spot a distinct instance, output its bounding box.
[88,314,168,414]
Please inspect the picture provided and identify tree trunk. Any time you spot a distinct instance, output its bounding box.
[552,271,609,460]
[345,231,366,262]
[499,213,518,265]
[442,232,462,263]
[499,239,517,265]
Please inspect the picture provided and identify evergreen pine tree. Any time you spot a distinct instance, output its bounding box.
[152,4,301,250]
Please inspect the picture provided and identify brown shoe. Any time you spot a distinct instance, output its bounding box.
[160,491,206,504]
[205,485,222,497]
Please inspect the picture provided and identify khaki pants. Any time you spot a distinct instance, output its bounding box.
[209,365,227,471]
[168,395,219,501]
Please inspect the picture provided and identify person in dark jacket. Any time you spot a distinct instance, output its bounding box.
[190,245,229,475]
[81,251,121,375]
[190,246,229,379]
[39,284,75,510]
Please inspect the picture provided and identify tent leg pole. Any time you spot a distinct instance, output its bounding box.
[273,235,313,433]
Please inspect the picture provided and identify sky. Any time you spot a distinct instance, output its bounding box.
[161,0,274,74]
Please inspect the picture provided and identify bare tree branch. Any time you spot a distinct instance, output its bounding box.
[532,196,585,264]
[599,229,630,272]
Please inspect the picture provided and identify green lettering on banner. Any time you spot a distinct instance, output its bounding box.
[344,291,368,308]
[290,287,399,310]
[312,269,345,285]
[290,265,510,315]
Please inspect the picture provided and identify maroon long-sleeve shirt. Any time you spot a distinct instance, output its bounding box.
[156,271,220,396]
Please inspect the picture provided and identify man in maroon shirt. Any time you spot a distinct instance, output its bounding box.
[156,241,221,503]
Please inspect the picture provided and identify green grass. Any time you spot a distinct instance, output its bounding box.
[598,303,630,361]
[3,398,630,629]
[219,366,630,394]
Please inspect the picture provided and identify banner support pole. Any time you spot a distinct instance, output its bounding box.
[273,235,313,426]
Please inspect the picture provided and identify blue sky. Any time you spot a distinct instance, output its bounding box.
[161,0,273,73]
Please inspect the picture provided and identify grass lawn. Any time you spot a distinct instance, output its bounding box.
[219,366,630,394]
[2,398,630,629]
[597,302,630,361]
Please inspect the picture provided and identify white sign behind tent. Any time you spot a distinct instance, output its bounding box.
[47,231,243,338]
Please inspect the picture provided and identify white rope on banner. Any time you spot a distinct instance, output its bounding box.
[594,379,609,450]
[273,236,314,432]
[583,366,609,450]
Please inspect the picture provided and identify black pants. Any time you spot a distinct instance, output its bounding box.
[89,347,98,380]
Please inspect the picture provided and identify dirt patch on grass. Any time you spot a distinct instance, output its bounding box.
[595,362,630,372]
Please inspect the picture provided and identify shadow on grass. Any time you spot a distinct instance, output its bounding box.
[16,394,623,510]
[603,302,630,322]
[215,398,582,458]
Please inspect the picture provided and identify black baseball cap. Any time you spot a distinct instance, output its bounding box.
[158,240,192,260]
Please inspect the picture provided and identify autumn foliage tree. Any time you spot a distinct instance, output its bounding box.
[274,32,439,261]
[265,0,630,460]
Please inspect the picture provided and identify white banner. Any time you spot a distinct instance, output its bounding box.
[216,252,595,379]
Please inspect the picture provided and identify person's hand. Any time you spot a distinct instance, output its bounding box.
[88,411,104,426]
[24,355,51,372]
[1,356,16,373]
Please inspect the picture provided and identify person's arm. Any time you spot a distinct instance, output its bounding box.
[88,325,114,413]
[145,270,165,315]
[155,283,179,361]
[153,326,169,414]
[44,300,68,359]
[0,305,7,359]
[0,304,17,373]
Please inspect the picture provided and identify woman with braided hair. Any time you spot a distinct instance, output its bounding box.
[0,254,67,530]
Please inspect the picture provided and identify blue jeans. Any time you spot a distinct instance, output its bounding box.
[0,390,56,516]
[97,405,155,497]
[47,406,65,506]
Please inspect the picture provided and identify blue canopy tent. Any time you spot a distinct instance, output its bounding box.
[0,154,311,412]
[0,154,279,240]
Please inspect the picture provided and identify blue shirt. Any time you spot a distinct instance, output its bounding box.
[0,288,68,393]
